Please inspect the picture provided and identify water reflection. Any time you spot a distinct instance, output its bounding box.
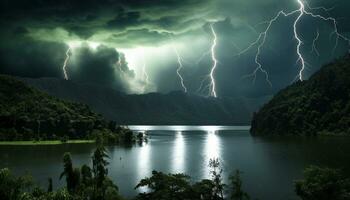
[129,125,250,132]
[203,129,221,178]
[3,127,350,199]
[137,132,151,190]
[172,132,185,173]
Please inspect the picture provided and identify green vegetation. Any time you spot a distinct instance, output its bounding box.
[295,166,350,200]
[229,170,250,200]
[0,144,122,200]
[251,56,350,136]
[134,158,227,200]
[0,74,103,140]
[0,75,143,144]
[0,140,94,145]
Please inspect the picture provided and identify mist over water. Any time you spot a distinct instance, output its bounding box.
[1,126,350,199]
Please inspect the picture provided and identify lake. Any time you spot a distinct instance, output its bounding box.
[1,126,350,200]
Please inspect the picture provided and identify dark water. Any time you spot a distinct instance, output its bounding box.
[1,126,350,200]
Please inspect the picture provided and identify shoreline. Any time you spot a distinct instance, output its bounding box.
[0,140,95,146]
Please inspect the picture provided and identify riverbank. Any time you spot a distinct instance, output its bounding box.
[0,140,95,146]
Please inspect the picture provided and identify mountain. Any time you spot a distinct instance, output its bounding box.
[0,75,113,140]
[21,78,271,125]
[251,56,350,136]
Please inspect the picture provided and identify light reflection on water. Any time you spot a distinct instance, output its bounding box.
[137,141,151,178]
[128,125,250,132]
[2,126,350,200]
[137,140,151,192]
[203,130,221,178]
[131,126,226,177]
[172,132,185,173]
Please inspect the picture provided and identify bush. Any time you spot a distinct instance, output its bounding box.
[295,166,350,200]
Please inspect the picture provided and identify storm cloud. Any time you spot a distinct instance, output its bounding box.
[68,44,126,91]
[0,0,349,97]
[0,37,138,92]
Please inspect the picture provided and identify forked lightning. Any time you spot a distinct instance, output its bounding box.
[239,0,350,85]
[62,47,71,80]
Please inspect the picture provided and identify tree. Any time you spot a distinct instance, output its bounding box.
[192,179,216,200]
[52,188,72,200]
[124,130,133,144]
[92,146,109,187]
[135,170,192,200]
[73,168,81,191]
[229,170,250,200]
[295,166,350,200]
[81,164,92,186]
[48,178,53,192]
[92,145,110,199]
[102,178,121,200]
[0,168,33,200]
[60,152,79,193]
[209,158,225,200]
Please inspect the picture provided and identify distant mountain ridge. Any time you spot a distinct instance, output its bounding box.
[251,56,350,135]
[21,77,271,125]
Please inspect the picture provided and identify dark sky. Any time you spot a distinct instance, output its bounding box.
[0,0,349,97]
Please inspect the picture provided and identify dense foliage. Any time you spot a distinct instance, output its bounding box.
[0,75,135,142]
[0,144,122,200]
[135,158,226,200]
[0,75,102,139]
[251,56,350,135]
[295,166,350,200]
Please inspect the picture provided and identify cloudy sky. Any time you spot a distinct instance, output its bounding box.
[0,0,349,97]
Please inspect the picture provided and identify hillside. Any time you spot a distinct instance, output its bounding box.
[0,75,112,140]
[251,56,350,135]
[21,78,271,125]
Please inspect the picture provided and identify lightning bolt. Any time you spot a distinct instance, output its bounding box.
[311,29,320,57]
[303,1,335,14]
[209,24,218,98]
[196,24,219,97]
[172,46,188,93]
[294,0,307,81]
[303,3,350,55]
[238,10,298,86]
[239,0,350,83]
[62,47,71,80]
[141,50,150,84]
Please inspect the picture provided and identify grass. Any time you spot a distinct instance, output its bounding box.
[0,140,95,146]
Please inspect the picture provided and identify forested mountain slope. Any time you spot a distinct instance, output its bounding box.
[251,56,350,135]
[0,75,112,140]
